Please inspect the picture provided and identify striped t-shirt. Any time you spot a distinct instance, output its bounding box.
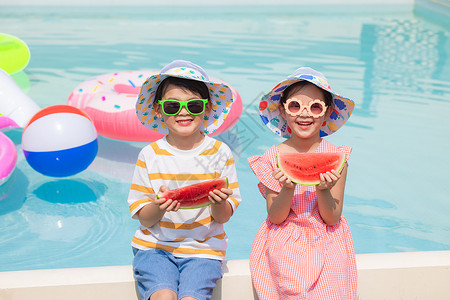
[128,135,241,261]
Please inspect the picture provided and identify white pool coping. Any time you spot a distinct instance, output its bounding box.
[1,251,450,299]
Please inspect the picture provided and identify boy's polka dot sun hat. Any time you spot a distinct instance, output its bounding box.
[259,67,355,138]
[136,60,234,135]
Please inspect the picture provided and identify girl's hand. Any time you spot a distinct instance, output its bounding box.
[155,185,181,212]
[317,169,341,190]
[272,167,296,189]
[209,188,233,206]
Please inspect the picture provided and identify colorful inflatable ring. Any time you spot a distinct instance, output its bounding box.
[67,70,242,142]
[0,33,30,74]
[0,131,17,186]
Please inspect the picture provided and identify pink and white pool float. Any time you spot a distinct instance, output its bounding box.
[0,131,17,186]
[67,70,242,142]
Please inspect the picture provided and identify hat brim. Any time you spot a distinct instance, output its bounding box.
[259,77,355,137]
[136,73,234,135]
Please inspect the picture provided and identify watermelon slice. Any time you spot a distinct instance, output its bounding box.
[277,152,347,185]
[156,178,228,209]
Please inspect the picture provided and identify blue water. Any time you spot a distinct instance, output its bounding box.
[1,5,450,272]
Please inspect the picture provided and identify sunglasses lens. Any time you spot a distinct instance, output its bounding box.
[187,100,205,114]
[310,102,324,115]
[287,100,301,113]
[163,101,181,115]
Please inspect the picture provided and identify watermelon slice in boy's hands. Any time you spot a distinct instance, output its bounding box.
[277,152,347,186]
[156,178,229,209]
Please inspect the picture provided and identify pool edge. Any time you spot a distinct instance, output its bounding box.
[1,250,449,299]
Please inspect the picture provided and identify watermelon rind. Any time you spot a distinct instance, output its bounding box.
[156,177,228,209]
[276,153,347,186]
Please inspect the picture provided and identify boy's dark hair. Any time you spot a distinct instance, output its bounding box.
[154,76,210,102]
[280,81,333,107]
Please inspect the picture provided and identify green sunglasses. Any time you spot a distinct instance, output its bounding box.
[157,99,209,116]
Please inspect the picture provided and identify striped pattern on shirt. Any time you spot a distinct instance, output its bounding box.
[128,136,241,260]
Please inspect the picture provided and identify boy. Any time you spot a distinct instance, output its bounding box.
[128,60,241,300]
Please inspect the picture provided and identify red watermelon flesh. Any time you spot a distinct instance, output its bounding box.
[277,152,347,185]
[156,178,228,209]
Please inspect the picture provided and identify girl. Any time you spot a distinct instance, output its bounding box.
[248,67,357,299]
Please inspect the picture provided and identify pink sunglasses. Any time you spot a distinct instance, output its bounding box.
[283,98,327,118]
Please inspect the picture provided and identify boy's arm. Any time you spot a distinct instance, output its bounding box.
[209,189,234,224]
[136,185,181,228]
[136,201,165,228]
[209,148,241,223]
[129,150,178,228]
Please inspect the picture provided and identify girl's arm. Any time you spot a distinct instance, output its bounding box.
[136,185,181,228]
[265,168,296,224]
[316,163,348,225]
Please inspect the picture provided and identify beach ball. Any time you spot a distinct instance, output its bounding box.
[22,105,98,177]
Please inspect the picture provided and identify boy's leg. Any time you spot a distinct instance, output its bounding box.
[150,289,177,300]
[177,257,223,300]
[133,248,180,300]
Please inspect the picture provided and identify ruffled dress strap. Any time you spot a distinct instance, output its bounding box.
[318,139,352,163]
[336,144,352,164]
[247,145,282,198]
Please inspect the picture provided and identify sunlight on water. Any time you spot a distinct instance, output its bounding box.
[0,5,449,271]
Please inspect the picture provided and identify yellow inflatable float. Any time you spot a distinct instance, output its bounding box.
[0,33,30,74]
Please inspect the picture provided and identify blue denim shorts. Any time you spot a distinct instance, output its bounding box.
[132,248,223,300]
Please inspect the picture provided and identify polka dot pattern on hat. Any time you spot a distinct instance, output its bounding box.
[258,67,355,138]
[135,61,234,135]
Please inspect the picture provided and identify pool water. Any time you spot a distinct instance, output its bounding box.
[1,5,450,272]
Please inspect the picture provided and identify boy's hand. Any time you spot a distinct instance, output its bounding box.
[155,185,181,212]
[317,169,341,190]
[208,187,233,205]
[272,167,296,189]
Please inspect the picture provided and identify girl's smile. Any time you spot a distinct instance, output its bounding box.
[296,119,314,129]
[280,84,331,142]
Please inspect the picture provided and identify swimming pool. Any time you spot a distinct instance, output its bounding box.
[0,3,449,272]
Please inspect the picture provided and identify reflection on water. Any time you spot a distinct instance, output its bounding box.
[32,179,107,204]
[0,4,449,271]
[361,19,447,118]
[346,194,450,253]
[0,169,28,215]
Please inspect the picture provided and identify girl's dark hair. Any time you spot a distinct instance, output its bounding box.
[280,81,333,107]
[154,76,210,102]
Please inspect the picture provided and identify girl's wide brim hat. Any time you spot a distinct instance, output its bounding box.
[259,67,355,138]
[136,60,234,135]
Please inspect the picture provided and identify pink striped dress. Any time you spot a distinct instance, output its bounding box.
[248,139,357,300]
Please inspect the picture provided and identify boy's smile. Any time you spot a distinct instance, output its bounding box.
[175,116,194,126]
[155,83,211,149]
